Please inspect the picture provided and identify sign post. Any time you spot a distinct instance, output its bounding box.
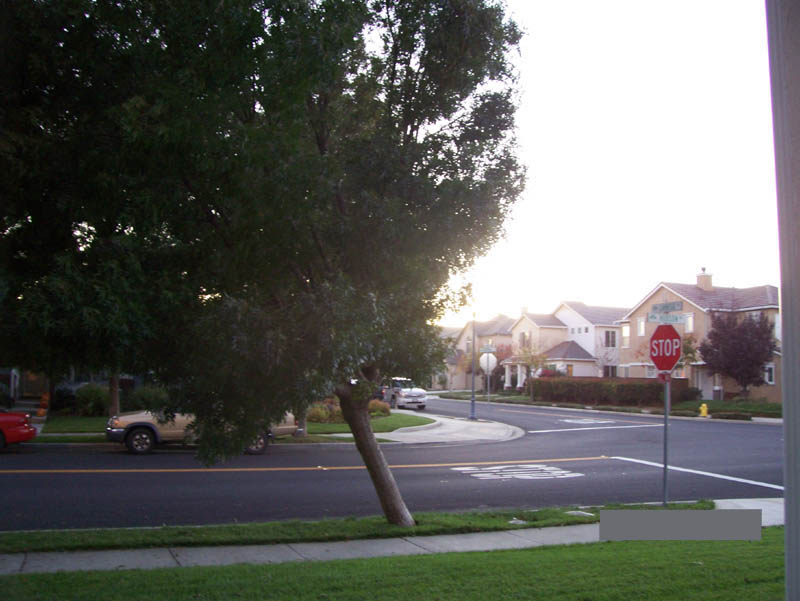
[649,324,682,506]
[479,352,497,405]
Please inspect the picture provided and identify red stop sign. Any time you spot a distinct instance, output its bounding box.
[649,324,682,372]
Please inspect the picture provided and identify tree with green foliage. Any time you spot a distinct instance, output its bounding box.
[698,312,778,398]
[1,0,523,526]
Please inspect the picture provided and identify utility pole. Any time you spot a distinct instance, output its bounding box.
[765,2,799,598]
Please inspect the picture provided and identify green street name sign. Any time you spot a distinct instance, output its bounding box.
[652,301,683,313]
[647,313,687,325]
[479,345,497,354]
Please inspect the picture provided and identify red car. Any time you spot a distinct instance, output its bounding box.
[0,410,37,449]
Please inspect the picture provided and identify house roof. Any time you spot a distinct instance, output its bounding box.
[544,341,595,361]
[662,282,779,311]
[560,302,630,325]
[473,314,516,337]
[623,282,779,319]
[438,326,462,340]
[520,312,567,328]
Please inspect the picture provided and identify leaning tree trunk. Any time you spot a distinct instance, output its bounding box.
[336,382,415,527]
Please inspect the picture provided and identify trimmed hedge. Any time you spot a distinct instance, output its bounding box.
[711,412,753,421]
[528,378,666,407]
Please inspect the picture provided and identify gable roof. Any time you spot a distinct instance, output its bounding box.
[560,302,630,325]
[544,340,595,361]
[438,326,462,340]
[519,312,567,328]
[623,282,779,319]
[473,314,516,337]
[662,282,779,311]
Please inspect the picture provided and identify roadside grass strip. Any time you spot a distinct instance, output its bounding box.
[2,526,783,601]
[41,416,108,434]
[0,502,713,555]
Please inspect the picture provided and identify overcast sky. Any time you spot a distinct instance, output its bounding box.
[439,0,779,326]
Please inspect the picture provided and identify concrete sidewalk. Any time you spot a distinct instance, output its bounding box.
[370,409,525,443]
[0,498,784,576]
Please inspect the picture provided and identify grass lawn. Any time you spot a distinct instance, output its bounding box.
[307,413,433,434]
[33,434,107,443]
[0,501,712,555]
[41,415,108,433]
[1,526,783,601]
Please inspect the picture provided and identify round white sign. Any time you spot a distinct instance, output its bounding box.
[479,353,497,372]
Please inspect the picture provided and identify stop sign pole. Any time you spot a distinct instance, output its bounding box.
[650,324,682,506]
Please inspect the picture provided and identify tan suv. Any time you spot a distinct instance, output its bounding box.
[106,410,297,454]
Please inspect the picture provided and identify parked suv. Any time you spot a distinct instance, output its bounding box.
[387,377,427,410]
[106,410,297,454]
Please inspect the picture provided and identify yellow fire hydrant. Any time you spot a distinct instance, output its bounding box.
[699,403,708,418]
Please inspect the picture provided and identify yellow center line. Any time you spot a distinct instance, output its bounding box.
[0,456,609,475]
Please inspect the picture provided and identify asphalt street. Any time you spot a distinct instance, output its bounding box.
[0,396,784,531]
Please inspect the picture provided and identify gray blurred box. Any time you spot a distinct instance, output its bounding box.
[599,510,762,541]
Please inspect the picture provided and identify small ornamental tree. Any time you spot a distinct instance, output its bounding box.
[698,312,778,397]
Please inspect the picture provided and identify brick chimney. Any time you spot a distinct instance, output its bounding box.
[697,268,713,291]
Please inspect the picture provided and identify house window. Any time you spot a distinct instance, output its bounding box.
[646,365,657,378]
[765,364,775,385]
[603,366,617,378]
[623,366,630,378]
[570,328,575,334]
[604,331,616,348]
[637,317,645,337]
[685,313,694,333]
[585,327,589,333]
[519,332,526,349]
[622,325,630,348]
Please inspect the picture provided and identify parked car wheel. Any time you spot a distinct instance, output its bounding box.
[126,427,155,454]
[417,405,426,410]
[245,431,268,455]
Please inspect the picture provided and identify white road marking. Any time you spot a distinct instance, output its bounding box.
[452,464,584,480]
[612,456,784,491]
[529,425,661,434]
[560,418,616,424]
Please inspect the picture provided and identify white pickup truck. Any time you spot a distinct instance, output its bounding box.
[386,377,427,410]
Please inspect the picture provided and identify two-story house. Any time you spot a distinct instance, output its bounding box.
[450,315,515,390]
[500,303,629,389]
[618,270,781,402]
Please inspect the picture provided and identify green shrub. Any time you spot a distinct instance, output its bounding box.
[306,401,346,423]
[529,379,663,407]
[75,384,110,416]
[127,385,169,411]
[368,399,390,417]
[52,388,77,413]
[711,412,752,421]
[595,405,643,413]
[679,387,703,402]
[306,404,330,423]
[670,410,699,417]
